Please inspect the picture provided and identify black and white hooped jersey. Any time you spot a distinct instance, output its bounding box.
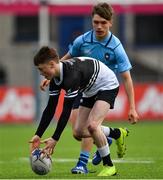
[49,57,119,98]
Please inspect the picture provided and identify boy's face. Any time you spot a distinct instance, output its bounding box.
[37,61,55,80]
[92,14,112,40]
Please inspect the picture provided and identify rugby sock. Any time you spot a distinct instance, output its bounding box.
[77,151,90,166]
[101,125,110,136]
[102,154,113,166]
[98,144,113,166]
[101,126,121,140]
[109,128,121,140]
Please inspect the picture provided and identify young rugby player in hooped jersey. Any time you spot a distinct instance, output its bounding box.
[40,3,139,174]
[30,47,122,176]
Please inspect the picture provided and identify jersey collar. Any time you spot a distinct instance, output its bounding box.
[92,31,112,46]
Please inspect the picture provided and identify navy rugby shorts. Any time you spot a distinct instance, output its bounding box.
[72,92,82,109]
[80,87,119,109]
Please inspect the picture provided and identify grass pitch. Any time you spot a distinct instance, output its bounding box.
[0,121,163,179]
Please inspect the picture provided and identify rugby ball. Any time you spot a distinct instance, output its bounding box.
[30,148,52,175]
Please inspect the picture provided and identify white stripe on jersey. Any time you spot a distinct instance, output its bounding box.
[86,60,100,91]
[65,90,79,98]
[49,90,60,96]
[80,60,100,92]
[83,61,119,98]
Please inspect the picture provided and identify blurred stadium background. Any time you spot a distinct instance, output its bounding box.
[0,0,163,178]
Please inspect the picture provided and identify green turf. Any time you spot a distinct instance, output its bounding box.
[0,121,163,179]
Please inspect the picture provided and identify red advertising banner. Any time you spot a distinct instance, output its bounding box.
[106,83,163,121]
[0,87,35,123]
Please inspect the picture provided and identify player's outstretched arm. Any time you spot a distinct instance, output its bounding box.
[121,71,139,124]
[40,97,75,156]
[52,97,75,141]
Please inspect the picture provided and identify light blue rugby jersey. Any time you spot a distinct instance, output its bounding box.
[68,30,132,74]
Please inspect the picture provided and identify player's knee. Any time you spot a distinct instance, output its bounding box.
[72,129,82,141]
[88,122,98,134]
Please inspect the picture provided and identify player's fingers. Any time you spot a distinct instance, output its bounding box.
[41,147,47,153]
[129,117,137,124]
[42,144,53,154]
[42,80,49,89]
[44,80,50,86]
[131,120,137,124]
[29,145,36,154]
[41,146,51,155]
[29,139,37,143]
[49,148,53,155]
[45,148,53,156]
[45,81,49,86]
[40,140,48,144]
[40,85,45,91]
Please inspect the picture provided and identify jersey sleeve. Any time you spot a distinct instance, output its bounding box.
[52,96,75,141]
[52,90,79,141]
[68,35,83,57]
[35,80,60,137]
[114,43,132,73]
[49,79,60,96]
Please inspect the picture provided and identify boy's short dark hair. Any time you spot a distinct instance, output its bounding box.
[91,3,113,21]
[34,46,59,66]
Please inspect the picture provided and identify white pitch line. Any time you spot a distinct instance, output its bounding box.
[113,159,154,164]
[0,157,154,164]
[54,158,154,164]
[17,157,154,164]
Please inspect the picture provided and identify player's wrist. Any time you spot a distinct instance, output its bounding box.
[129,106,136,111]
[51,136,58,142]
[34,133,41,138]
